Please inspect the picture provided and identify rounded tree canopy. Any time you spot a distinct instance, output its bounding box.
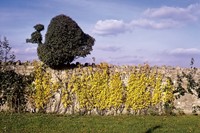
[37,14,95,68]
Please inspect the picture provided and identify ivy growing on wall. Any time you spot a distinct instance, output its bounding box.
[31,61,59,112]
[30,62,176,115]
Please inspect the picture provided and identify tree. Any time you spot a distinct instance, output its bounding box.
[0,37,15,70]
[0,37,15,62]
[26,24,44,45]
[27,14,95,68]
[0,36,33,112]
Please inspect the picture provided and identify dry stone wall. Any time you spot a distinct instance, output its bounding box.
[2,62,200,114]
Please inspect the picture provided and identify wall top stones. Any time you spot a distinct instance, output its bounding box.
[7,61,199,79]
[2,61,200,114]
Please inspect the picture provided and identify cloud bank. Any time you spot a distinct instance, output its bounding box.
[93,20,128,36]
[167,48,200,56]
[144,4,200,21]
[93,4,200,36]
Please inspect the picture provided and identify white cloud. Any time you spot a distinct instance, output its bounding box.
[168,48,200,56]
[92,20,128,35]
[130,19,180,29]
[144,4,200,22]
[93,4,200,36]
[93,18,180,36]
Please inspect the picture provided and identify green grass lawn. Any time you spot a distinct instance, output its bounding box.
[0,113,200,133]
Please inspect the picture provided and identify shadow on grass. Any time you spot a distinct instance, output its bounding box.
[145,125,162,133]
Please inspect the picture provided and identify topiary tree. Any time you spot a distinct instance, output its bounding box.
[27,14,95,68]
[26,24,44,45]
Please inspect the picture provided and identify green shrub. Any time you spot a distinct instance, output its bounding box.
[0,70,33,112]
[27,14,95,69]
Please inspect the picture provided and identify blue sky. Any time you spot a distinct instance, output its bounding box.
[1,0,200,67]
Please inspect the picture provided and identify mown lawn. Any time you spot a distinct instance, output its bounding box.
[0,113,200,133]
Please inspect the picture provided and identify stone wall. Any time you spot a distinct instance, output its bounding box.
[2,62,200,114]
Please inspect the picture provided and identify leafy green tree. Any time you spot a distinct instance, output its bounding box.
[27,14,95,68]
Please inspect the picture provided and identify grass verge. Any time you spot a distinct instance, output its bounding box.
[0,113,200,133]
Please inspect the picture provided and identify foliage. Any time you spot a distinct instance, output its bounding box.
[70,63,124,115]
[162,77,174,102]
[162,77,175,115]
[0,37,15,70]
[171,58,200,114]
[0,70,33,112]
[61,72,74,110]
[71,67,95,112]
[192,105,200,114]
[0,36,33,112]
[108,72,124,112]
[27,14,95,69]
[26,24,44,44]
[174,58,200,98]
[173,74,186,99]
[29,62,176,115]
[2,58,200,115]
[31,61,58,112]
[126,65,174,114]
[151,74,162,106]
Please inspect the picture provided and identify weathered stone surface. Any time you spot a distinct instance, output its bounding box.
[1,62,200,115]
[174,93,200,114]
